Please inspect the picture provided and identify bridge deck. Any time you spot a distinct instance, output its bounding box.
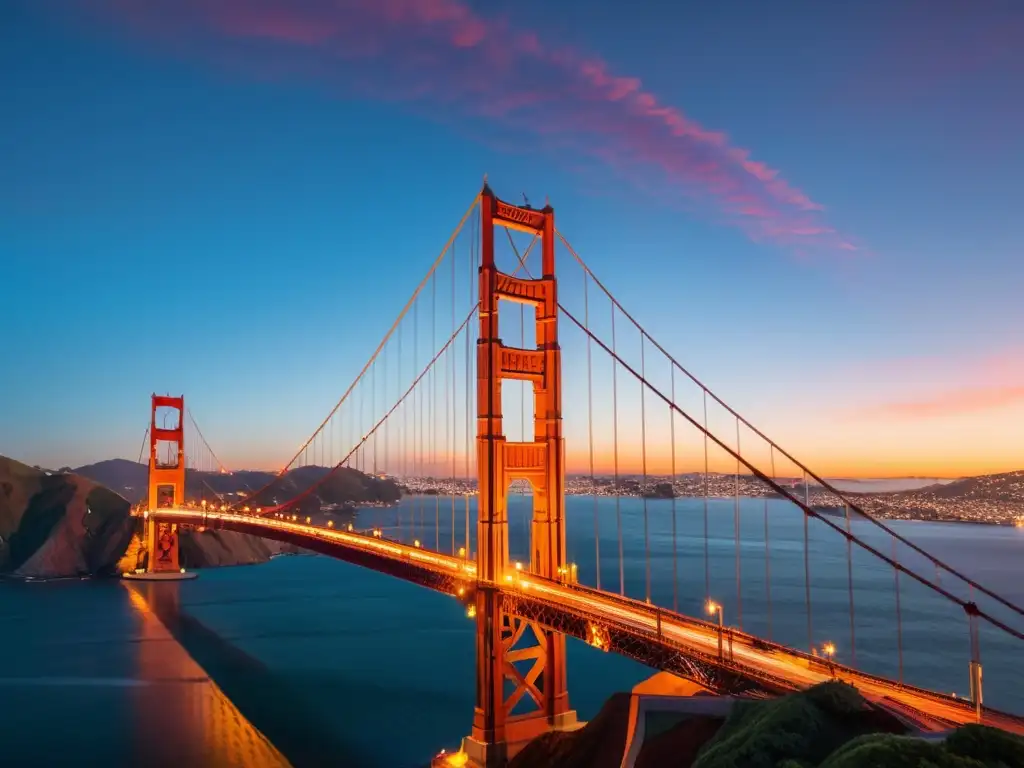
[148,509,1024,735]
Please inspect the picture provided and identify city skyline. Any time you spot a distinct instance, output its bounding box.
[2,2,1022,477]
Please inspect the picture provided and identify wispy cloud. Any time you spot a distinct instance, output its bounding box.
[80,0,851,254]
[859,384,1024,420]
[853,348,1024,420]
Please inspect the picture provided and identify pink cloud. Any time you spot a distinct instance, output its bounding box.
[860,385,1024,420]
[852,348,1024,420]
[82,0,849,252]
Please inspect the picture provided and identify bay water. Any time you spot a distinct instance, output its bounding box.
[2,495,1022,766]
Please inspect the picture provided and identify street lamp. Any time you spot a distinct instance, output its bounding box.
[706,599,724,660]
[821,642,836,677]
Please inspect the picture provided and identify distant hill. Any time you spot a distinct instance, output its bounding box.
[72,459,401,513]
[892,470,1024,503]
[72,458,146,499]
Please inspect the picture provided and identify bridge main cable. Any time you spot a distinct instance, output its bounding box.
[186,407,230,475]
[260,242,541,516]
[506,232,1024,644]
[556,230,1024,625]
[559,302,1024,644]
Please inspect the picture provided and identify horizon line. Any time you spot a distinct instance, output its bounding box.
[25,456,1024,482]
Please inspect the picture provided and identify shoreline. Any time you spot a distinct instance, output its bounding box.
[397,492,1018,528]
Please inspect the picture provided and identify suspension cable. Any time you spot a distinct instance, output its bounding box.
[555,230,1024,620]
[845,501,856,665]
[766,446,775,640]
[640,333,650,604]
[894,535,904,683]
[136,425,150,466]
[612,304,623,596]
[734,418,742,628]
[803,470,813,652]
[670,367,678,613]
[702,391,710,600]
[558,305,1024,644]
[186,408,229,474]
[266,307,479,516]
[233,196,480,510]
[585,268,599,590]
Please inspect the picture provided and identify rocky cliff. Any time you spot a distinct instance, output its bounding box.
[117,527,304,572]
[0,456,135,578]
[1,456,304,579]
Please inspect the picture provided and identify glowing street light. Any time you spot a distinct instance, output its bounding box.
[821,642,837,677]
[706,599,724,660]
[326,520,334,528]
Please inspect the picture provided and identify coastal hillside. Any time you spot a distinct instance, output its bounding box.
[861,470,1024,525]
[510,682,1024,768]
[894,470,1024,503]
[0,456,135,578]
[1,456,315,578]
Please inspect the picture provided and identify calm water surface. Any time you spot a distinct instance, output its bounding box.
[2,496,1023,767]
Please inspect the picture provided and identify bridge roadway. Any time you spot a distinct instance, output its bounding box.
[149,508,1024,735]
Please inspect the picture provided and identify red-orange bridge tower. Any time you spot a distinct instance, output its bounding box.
[463,186,578,766]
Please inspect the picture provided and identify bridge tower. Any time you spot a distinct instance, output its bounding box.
[462,186,577,766]
[144,394,185,574]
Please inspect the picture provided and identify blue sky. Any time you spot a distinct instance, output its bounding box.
[2,1,1022,476]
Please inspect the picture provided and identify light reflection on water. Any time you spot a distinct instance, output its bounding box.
[0,496,1022,767]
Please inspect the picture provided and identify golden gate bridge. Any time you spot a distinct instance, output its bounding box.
[129,184,1024,766]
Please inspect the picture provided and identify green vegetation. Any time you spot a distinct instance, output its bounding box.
[693,682,901,768]
[819,726,1024,767]
[691,683,1024,768]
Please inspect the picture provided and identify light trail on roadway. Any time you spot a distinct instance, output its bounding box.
[147,509,1024,734]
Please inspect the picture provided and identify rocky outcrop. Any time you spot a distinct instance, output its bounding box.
[179,528,303,568]
[0,457,135,578]
[1,456,306,579]
[116,528,303,572]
